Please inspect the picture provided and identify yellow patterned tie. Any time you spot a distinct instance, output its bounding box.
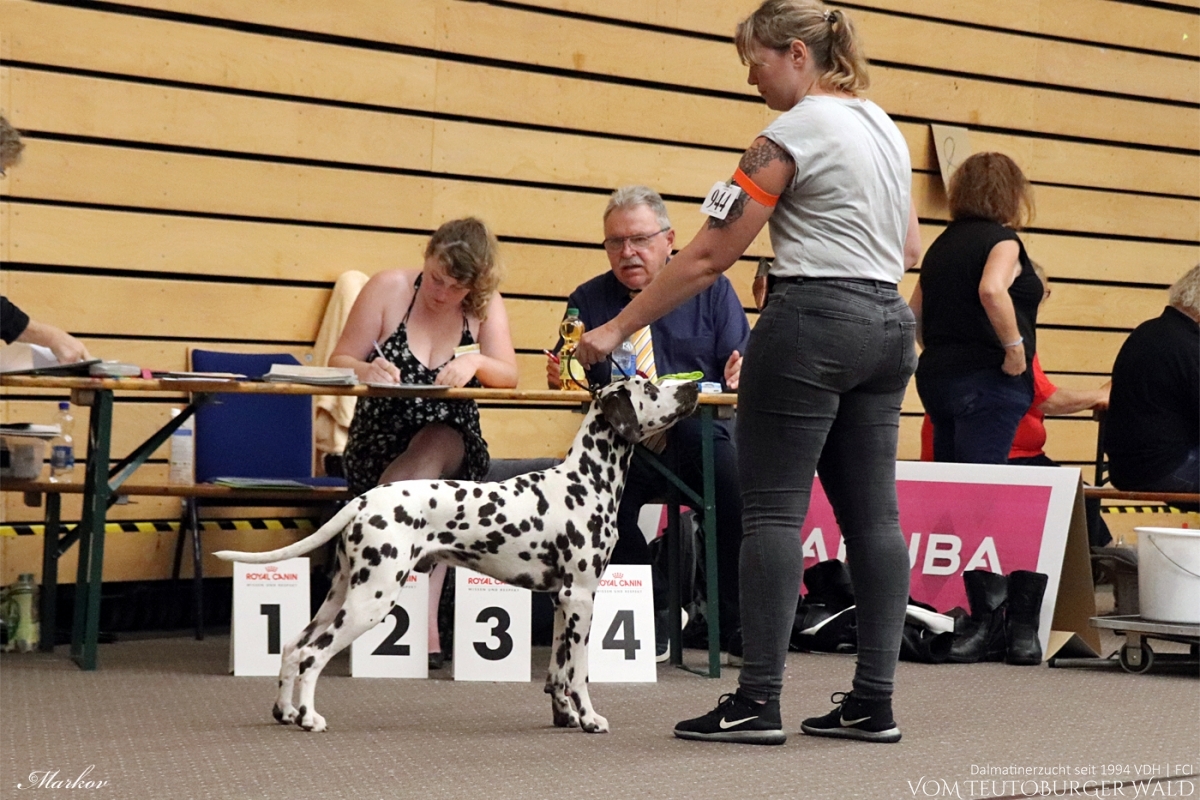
[629,326,667,452]
[630,325,657,381]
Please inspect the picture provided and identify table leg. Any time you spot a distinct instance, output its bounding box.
[666,500,683,666]
[701,406,720,677]
[70,390,113,671]
[39,493,61,653]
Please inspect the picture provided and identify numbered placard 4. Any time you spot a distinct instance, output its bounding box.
[700,181,743,220]
[230,558,310,677]
[350,571,429,678]
[453,569,531,682]
[588,564,656,682]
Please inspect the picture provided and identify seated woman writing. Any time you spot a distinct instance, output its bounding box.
[329,216,518,666]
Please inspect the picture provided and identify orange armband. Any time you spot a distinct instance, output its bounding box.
[733,167,780,208]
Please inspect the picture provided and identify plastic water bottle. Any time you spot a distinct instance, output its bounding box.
[169,409,195,486]
[48,401,74,483]
[2,573,39,652]
[612,338,636,380]
[558,308,587,390]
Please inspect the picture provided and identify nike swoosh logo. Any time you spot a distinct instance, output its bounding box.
[719,716,758,729]
[841,716,870,727]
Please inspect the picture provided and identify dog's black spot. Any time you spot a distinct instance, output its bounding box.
[510,574,535,590]
[519,551,532,561]
[299,657,314,675]
[426,533,436,541]
[334,610,346,629]
[375,590,383,599]
[380,543,398,559]
[532,517,544,531]
[565,521,585,550]
[577,558,588,571]
[593,554,606,578]
[446,520,458,530]
[348,522,364,545]
[315,631,335,649]
[362,546,382,567]
[473,487,483,498]
[351,566,371,586]
[409,544,422,559]
[438,531,456,544]
[455,488,468,502]
[393,506,415,526]
[495,513,507,524]
[477,501,497,518]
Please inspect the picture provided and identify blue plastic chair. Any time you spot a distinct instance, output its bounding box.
[173,350,346,638]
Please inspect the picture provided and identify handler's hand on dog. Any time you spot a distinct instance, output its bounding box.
[724,350,742,391]
[576,323,622,369]
[365,357,402,384]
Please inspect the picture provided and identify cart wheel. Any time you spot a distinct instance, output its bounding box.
[1118,643,1155,674]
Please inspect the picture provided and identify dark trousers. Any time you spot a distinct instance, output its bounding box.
[918,367,1034,464]
[737,279,916,702]
[610,416,743,638]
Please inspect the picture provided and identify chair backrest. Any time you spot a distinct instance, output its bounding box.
[190,350,313,482]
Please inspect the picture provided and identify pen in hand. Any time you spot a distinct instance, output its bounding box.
[372,341,399,384]
[542,349,560,364]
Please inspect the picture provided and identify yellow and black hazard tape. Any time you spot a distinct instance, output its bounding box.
[1102,505,1191,514]
[0,518,318,537]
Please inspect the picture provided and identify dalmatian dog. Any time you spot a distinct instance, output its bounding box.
[215,376,698,734]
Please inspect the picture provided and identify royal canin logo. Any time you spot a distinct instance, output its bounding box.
[246,564,299,581]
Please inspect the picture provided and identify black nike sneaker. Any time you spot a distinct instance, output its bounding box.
[800,691,901,743]
[673,690,785,745]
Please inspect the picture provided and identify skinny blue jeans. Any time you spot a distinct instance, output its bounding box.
[737,279,916,702]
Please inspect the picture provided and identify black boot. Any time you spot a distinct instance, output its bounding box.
[900,622,954,663]
[1005,570,1048,666]
[948,570,1007,663]
[803,559,855,610]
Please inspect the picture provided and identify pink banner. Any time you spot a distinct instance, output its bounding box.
[801,478,1054,612]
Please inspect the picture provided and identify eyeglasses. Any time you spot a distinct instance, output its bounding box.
[602,227,670,254]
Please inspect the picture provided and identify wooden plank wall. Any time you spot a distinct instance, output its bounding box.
[1,0,1197,577]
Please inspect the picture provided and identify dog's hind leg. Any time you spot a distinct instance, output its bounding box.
[275,543,351,725]
[292,585,401,732]
[545,590,580,729]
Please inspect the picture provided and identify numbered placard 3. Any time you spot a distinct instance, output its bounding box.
[453,569,531,682]
[230,558,310,677]
[588,564,656,682]
[350,571,429,678]
[700,181,742,220]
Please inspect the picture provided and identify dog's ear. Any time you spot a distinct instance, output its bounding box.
[598,385,641,443]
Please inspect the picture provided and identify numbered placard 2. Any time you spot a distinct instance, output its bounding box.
[350,571,429,678]
[453,569,531,682]
[588,564,656,682]
[230,558,310,677]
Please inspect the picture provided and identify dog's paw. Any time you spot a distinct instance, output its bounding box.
[273,703,298,725]
[296,706,327,732]
[580,713,609,734]
[551,705,580,728]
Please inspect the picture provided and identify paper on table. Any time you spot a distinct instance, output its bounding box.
[363,382,450,390]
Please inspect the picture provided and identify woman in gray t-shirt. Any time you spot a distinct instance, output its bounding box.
[576,0,919,746]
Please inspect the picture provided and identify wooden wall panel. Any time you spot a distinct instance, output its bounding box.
[3,0,1195,582]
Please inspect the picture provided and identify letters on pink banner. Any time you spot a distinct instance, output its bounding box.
[800,479,1053,612]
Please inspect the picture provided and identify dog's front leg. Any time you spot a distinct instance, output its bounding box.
[546,590,580,729]
[558,588,608,733]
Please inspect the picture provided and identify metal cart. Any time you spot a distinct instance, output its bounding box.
[1090,615,1200,674]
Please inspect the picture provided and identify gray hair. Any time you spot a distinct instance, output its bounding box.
[1168,264,1200,318]
[603,185,672,230]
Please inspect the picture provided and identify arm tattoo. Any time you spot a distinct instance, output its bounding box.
[738,137,793,178]
[707,138,792,231]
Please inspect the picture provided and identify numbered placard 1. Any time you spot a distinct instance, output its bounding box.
[230,558,310,677]
[588,564,656,682]
[453,569,531,682]
[349,571,429,678]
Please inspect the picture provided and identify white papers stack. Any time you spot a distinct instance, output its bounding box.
[0,423,61,439]
[263,364,357,385]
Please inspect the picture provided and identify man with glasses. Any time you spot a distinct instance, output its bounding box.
[547,185,750,663]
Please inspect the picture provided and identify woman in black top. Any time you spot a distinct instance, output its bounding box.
[911,152,1044,463]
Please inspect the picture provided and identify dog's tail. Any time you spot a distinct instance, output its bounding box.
[213,501,359,564]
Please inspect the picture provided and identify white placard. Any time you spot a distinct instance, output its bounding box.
[588,564,656,683]
[453,569,531,682]
[230,558,310,677]
[350,571,429,678]
[700,181,742,220]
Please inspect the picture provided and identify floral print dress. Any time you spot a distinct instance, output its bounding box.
[343,274,490,495]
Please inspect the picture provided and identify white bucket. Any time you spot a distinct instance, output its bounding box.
[1136,527,1200,624]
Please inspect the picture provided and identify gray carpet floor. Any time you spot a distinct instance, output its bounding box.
[2,616,1197,800]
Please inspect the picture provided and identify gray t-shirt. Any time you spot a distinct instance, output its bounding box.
[761,95,911,284]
